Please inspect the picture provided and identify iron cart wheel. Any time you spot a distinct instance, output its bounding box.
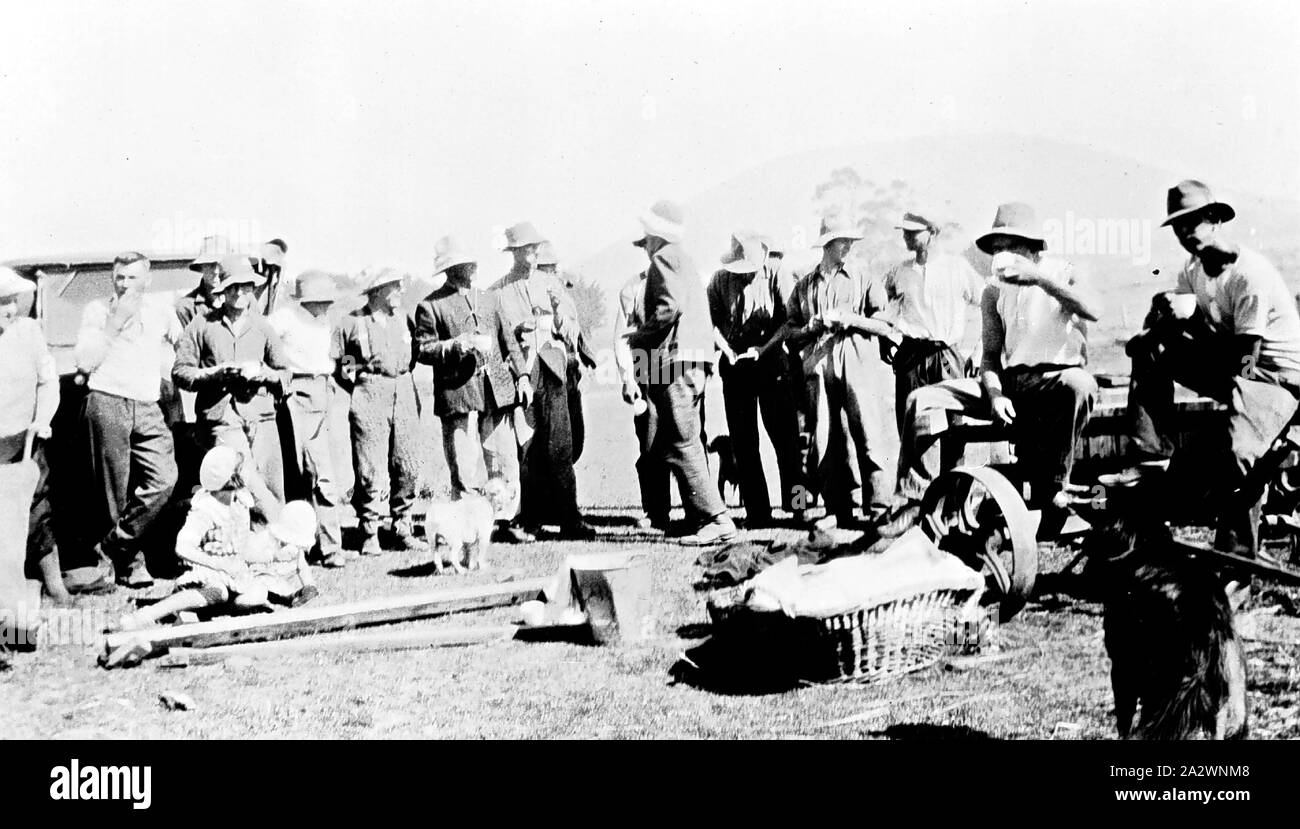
[918,466,1039,623]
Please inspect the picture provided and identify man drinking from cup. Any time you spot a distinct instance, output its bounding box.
[1107,181,1300,558]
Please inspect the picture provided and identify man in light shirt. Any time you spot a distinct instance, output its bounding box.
[888,202,1101,533]
[1114,180,1300,557]
[614,268,672,531]
[882,212,984,435]
[74,253,181,588]
[267,270,349,568]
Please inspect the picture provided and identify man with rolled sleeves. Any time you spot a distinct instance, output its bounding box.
[267,270,349,568]
[415,237,532,541]
[708,233,802,527]
[614,267,672,530]
[626,200,737,545]
[333,267,424,555]
[172,254,290,505]
[780,215,900,530]
[74,252,181,588]
[489,222,595,540]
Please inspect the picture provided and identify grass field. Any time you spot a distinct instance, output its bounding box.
[2,383,1298,740]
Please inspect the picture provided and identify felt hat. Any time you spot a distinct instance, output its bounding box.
[536,241,559,267]
[214,255,265,292]
[975,202,1046,254]
[503,222,547,250]
[633,200,686,247]
[432,236,477,276]
[189,235,235,271]
[895,212,937,232]
[815,215,864,248]
[720,233,768,275]
[294,270,339,304]
[1161,180,1235,227]
[361,266,404,293]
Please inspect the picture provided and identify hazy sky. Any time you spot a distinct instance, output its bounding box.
[2,0,1296,277]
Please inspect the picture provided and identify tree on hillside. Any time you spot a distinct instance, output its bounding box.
[563,271,608,340]
[812,168,917,274]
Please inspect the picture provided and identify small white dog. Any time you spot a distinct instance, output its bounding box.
[423,477,511,574]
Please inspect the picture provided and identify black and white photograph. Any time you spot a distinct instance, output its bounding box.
[1,0,1297,773]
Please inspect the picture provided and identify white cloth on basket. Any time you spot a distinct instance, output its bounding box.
[745,527,984,619]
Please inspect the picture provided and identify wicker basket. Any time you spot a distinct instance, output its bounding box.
[704,585,987,686]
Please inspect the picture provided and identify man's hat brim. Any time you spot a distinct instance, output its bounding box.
[975,228,1046,254]
[1160,201,1236,227]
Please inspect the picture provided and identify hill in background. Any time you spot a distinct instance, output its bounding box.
[577,132,1300,373]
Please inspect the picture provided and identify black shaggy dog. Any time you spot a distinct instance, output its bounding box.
[707,435,742,507]
[1085,515,1248,740]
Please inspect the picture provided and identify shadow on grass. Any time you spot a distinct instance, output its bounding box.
[667,637,809,697]
[675,623,713,640]
[864,723,994,740]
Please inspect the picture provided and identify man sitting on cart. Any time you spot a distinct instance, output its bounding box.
[882,202,1102,538]
[1104,180,1300,559]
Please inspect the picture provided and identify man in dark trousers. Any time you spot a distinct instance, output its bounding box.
[626,200,737,546]
[415,237,533,543]
[333,267,424,555]
[74,253,181,587]
[489,222,595,540]
[707,233,802,527]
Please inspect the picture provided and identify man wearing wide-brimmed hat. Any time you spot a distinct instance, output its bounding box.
[416,237,531,539]
[332,267,424,555]
[176,235,235,328]
[0,266,75,608]
[74,252,183,587]
[779,214,900,530]
[887,202,1100,537]
[625,201,737,545]
[707,232,802,527]
[267,270,350,567]
[253,238,288,315]
[173,254,290,510]
[881,211,985,436]
[488,222,595,541]
[1109,180,1300,558]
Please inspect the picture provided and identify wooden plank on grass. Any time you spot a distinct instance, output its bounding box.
[103,578,546,657]
[159,625,518,665]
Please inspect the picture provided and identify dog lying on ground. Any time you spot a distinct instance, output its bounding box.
[707,435,742,507]
[1085,514,1248,740]
[422,478,511,574]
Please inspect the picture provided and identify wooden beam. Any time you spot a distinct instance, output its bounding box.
[102,578,546,660]
[158,625,518,665]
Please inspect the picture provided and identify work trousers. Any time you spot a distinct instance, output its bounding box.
[519,362,582,528]
[718,351,802,520]
[350,373,421,535]
[1128,322,1300,556]
[82,390,177,568]
[897,366,1097,507]
[892,338,967,438]
[441,407,522,519]
[280,375,345,558]
[644,369,725,528]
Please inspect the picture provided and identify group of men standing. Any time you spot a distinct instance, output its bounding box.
[617,182,1300,563]
[7,177,1297,612]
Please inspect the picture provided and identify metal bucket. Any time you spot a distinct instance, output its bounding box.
[568,553,652,646]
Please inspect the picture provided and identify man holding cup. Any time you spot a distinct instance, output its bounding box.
[415,237,531,541]
[885,202,1100,536]
[1110,181,1300,557]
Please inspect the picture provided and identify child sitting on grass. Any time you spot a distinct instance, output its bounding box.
[244,500,320,608]
[115,446,278,631]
